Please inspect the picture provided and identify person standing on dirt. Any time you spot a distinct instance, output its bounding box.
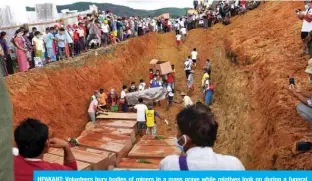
[134,98,148,136]
[187,70,195,94]
[128,82,138,93]
[184,57,192,79]
[176,33,182,47]
[180,92,193,107]
[205,59,212,75]
[120,85,128,112]
[201,69,210,89]
[204,77,214,105]
[88,96,105,126]
[99,88,108,110]
[159,103,245,170]
[301,1,312,55]
[145,104,166,138]
[191,48,198,68]
[107,89,119,111]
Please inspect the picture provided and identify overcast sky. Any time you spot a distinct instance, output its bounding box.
[1,0,193,10]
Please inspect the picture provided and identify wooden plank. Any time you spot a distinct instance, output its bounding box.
[86,120,137,131]
[77,134,128,163]
[85,126,136,143]
[96,112,137,120]
[48,148,110,170]
[137,139,176,146]
[128,145,181,159]
[80,130,133,151]
[117,158,161,169]
[75,147,117,167]
[43,153,91,170]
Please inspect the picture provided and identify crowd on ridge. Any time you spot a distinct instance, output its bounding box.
[0,0,261,78]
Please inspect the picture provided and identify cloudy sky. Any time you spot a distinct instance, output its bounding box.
[1,0,193,10]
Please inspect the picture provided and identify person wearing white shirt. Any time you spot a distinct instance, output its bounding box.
[134,98,148,136]
[301,1,312,55]
[138,79,146,91]
[120,85,128,112]
[179,92,193,107]
[101,21,110,46]
[191,48,198,67]
[176,33,182,46]
[184,56,192,79]
[181,27,187,38]
[167,86,175,107]
[160,103,245,170]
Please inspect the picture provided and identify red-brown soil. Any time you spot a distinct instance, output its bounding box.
[6,1,312,170]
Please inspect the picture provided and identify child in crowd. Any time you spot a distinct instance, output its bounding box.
[99,88,108,110]
[107,89,119,112]
[73,25,80,56]
[55,28,66,61]
[138,79,146,91]
[134,98,148,136]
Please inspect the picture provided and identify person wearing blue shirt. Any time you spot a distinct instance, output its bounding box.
[55,28,66,61]
[44,27,55,62]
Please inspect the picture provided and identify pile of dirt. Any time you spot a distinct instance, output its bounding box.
[6,1,312,170]
[6,34,157,138]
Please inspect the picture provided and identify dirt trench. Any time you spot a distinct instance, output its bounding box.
[7,1,312,170]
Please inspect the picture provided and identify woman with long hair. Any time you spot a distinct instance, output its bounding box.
[0,32,13,75]
[14,29,28,72]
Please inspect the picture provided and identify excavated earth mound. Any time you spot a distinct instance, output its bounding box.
[6,1,312,170]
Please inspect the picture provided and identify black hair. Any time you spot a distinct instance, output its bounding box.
[15,29,22,35]
[34,31,41,36]
[59,28,65,32]
[0,31,7,38]
[131,82,135,85]
[100,88,104,93]
[32,27,37,31]
[14,118,49,158]
[122,85,127,89]
[171,64,175,68]
[193,48,196,51]
[149,69,153,71]
[207,59,210,62]
[140,79,144,82]
[138,98,143,103]
[46,27,50,31]
[50,27,55,31]
[188,56,191,59]
[156,70,160,72]
[176,103,217,147]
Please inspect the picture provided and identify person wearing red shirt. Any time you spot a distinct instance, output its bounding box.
[167,72,175,90]
[149,69,154,80]
[14,118,77,181]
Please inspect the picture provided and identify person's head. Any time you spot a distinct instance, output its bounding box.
[140,79,144,83]
[94,90,99,96]
[45,27,50,33]
[0,31,7,39]
[32,27,37,32]
[34,31,41,38]
[14,118,49,158]
[131,82,136,88]
[149,69,153,73]
[23,29,29,37]
[193,48,197,51]
[176,103,217,152]
[171,64,175,70]
[59,28,65,34]
[49,27,55,33]
[100,88,104,94]
[156,70,160,75]
[207,59,210,62]
[153,74,157,80]
[188,56,191,59]
[15,29,23,38]
[147,104,153,110]
[123,85,127,90]
[138,97,144,103]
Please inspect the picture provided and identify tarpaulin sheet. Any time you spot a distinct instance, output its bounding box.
[126,87,167,105]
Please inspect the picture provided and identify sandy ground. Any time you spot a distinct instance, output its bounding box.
[6,1,312,169]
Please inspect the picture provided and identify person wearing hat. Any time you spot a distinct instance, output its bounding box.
[101,20,110,46]
[145,104,166,138]
[291,60,312,129]
[180,92,193,108]
[187,70,195,93]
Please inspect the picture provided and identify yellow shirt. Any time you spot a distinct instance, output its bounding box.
[201,73,209,86]
[99,93,108,105]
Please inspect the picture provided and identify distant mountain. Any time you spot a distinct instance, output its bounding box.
[26,2,189,18]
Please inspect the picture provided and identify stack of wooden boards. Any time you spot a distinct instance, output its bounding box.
[43,112,180,170]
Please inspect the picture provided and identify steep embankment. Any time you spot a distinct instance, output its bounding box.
[6,34,157,138]
[6,1,312,170]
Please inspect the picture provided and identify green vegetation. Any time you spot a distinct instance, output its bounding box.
[26,2,189,18]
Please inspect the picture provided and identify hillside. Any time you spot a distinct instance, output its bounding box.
[26,2,188,18]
